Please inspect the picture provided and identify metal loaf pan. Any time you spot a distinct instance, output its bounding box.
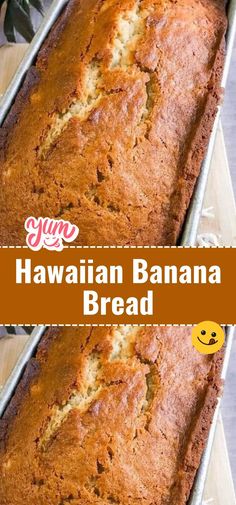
[188,325,235,505]
[0,325,235,505]
[0,1,235,245]
[181,0,236,245]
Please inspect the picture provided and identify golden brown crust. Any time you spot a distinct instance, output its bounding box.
[0,326,223,505]
[0,0,227,245]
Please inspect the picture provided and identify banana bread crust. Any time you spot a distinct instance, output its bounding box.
[0,326,223,505]
[0,0,227,245]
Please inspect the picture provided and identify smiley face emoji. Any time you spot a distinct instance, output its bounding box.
[192,322,225,355]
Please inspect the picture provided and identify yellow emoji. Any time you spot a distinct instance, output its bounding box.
[192,322,225,355]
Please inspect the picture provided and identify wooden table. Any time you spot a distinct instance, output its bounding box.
[0,44,236,504]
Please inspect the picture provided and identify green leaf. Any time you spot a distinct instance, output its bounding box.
[18,0,44,16]
[3,0,45,43]
[6,0,35,42]
[3,5,16,42]
[29,0,44,16]
[18,0,30,17]
[20,0,30,14]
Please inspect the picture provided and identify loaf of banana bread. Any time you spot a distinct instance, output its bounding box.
[0,0,227,245]
[0,326,223,504]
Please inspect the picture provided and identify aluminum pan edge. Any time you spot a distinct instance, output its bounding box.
[181,0,236,246]
[188,325,235,505]
[0,326,45,417]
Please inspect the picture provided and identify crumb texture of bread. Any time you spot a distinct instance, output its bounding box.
[0,326,223,505]
[0,0,227,245]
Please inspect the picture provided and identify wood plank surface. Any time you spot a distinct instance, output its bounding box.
[0,44,28,98]
[197,124,236,246]
[222,42,236,197]
[204,415,236,505]
[0,334,29,391]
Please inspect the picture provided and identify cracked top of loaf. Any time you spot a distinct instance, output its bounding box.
[0,326,223,504]
[0,0,227,245]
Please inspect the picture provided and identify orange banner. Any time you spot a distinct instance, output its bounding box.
[0,247,235,325]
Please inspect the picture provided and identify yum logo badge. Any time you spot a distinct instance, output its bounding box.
[25,217,79,251]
